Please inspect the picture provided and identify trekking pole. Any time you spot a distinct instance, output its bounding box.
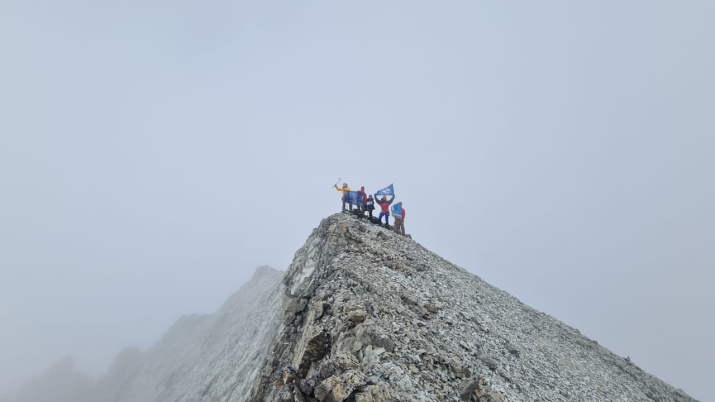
[332,178,341,188]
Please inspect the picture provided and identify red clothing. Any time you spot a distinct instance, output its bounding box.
[375,195,394,213]
[395,207,405,221]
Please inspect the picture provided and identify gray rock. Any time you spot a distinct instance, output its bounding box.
[348,309,367,323]
[458,379,480,401]
[476,351,498,371]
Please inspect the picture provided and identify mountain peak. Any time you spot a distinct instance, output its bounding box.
[253,212,695,401]
[15,213,694,402]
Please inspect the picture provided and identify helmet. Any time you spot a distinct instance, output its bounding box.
[343,183,348,188]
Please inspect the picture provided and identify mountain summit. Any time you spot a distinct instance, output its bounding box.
[244,213,694,402]
[12,213,696,402]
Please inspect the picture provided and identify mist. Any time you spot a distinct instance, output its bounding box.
[1,1,713,400]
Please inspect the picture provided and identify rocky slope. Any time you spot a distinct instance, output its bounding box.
[248,213,696,402]
[95,265,285,402]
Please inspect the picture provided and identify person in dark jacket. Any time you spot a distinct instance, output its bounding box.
[375,194,394,227]
[365,195,375,219]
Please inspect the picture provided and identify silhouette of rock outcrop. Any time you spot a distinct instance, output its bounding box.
[95,265,284,402]
[6,356,94,402]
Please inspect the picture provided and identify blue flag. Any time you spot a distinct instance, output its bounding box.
[343,191,364,206]
[391,203,402,217]
[375,184,394,196]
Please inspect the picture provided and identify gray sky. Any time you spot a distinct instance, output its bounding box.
[1,0,713,399]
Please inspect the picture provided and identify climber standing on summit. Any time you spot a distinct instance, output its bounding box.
[356,186,367,215]
[374,194,394,227]
[334,182,352,212]
[365,195,375,219]
[392,202,405,235]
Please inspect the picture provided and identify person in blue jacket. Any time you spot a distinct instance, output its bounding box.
[392,202,405,235]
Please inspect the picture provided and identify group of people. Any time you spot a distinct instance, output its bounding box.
[333,182,406,236]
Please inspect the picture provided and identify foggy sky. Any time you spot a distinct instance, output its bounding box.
[1,1,713,400]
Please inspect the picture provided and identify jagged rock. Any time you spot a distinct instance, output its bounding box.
[273,384,306,402]
[281,366,298,385]
[371,337,394,353]
[482,392,506,402]
[506,343,520,357]
[476,351,498,371]
[458,379,479,401]
[314,370,365,402]
[364,376,379,385]
[353,384,390,402]
[347,309,367,323]
[283,296,308,316]
[315,353,359,380]
[294,331,331,379]
[313,376,342,402]
[450,360,470,379]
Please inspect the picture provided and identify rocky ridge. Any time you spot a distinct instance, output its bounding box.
[11,213,696,402]
[248,213,696,402]
[96,265,285,402]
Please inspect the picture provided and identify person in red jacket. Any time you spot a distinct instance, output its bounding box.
[357,186,368,215]
[393,202,405,235]
[374,194,394,227]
